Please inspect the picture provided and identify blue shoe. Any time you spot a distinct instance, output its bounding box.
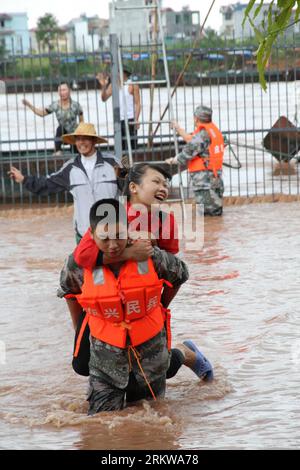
[183,340,214,381]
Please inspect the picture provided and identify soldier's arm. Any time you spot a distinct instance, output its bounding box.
[152,246,189,287]
[173,130,210,165]
[151,246,189,308]
[57,254,84,330]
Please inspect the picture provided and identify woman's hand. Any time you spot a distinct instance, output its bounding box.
[8,166,24,183]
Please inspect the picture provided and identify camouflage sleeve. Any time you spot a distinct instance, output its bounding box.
[57,254,84,298]
[176,129,210,165]
[152,246,189,287]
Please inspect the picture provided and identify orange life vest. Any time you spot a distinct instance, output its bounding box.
[76,259,167,349]
[187,121,224,176]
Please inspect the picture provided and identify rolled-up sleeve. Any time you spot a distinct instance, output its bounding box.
[57,254,84,298]
[151,246,189,287]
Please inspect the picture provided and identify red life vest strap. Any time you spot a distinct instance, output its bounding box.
[162,279,173,288]
[73,314,89,358]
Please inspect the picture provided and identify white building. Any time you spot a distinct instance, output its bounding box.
[66,15,109,52]
[220,2,300,39]
[109,0,160,45]
[149,6,200,42]
[109,1,200,44]
[0,12,30,54]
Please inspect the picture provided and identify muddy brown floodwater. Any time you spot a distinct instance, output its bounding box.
[0,202,300,449]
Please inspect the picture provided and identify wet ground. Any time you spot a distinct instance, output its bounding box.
[0,202,300,449]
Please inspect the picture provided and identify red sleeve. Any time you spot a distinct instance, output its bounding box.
[157,212,179,254]
[73,228,99,269]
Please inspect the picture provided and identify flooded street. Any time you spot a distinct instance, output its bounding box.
[1,202,300,449]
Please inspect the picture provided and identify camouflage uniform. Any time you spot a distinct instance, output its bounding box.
[177,128,224,216]
[58,246,189,414]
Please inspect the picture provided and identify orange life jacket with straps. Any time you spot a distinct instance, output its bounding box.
[187,121,224,176]
[75,259,171,350]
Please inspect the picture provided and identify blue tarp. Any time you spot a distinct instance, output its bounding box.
[204,53,225,60]
[60,56,85,64]
[227,49,253,57]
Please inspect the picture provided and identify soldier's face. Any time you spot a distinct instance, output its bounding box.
[130,168,169,207]
[194,116,201,128]
[93,222,128,259]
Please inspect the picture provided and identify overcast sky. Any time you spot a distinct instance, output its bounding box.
[1,0,238,31]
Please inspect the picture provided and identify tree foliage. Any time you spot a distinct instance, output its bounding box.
[36,13,61,51]
[244,0,300,90]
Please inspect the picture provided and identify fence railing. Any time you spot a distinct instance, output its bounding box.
[1,33,300,205]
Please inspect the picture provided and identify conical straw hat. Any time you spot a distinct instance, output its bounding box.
[62,122,107,145]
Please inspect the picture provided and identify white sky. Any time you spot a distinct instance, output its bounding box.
[0,0,239,31]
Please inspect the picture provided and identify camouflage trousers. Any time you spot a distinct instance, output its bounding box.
[87,329,170,415]
[190,170,224,216]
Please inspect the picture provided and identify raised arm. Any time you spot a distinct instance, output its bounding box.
[172,121,193,143]
[96,73,113,102]
[22,98,48,117]
[8,160,71,196]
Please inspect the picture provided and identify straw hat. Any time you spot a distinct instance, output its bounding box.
[62,123,108,145]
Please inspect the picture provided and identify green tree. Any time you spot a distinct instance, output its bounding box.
[36,13,61,51]
[244,0,300,89]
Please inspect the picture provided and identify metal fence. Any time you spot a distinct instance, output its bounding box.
[1,33,300,205]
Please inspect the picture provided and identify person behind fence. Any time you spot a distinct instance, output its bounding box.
[58,198,213,414]
[8,123,121,243]
[97,68,141,153]
[166,105,225,216]
[22,82,84,156]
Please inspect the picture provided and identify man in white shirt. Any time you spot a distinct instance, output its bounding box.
[8,123,121,243]
[97,68,141,153]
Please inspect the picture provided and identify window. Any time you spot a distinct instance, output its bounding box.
[192,13,199,25]
[183,14,191,25]
[0,20,5,28]
[175,14,181,24]
[225,11,232,21]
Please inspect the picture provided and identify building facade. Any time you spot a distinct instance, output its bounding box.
[66,15,109,52]
[109,0,160,45]
[150,6,200,42]
[220,2,300,39]
[109,0,200,44]
[0,12,30,55]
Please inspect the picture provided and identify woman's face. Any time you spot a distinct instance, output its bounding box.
[129,168,169,207]
[58,84,70,100]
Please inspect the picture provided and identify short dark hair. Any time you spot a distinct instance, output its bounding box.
[123,163,171,198]
[89,198,127,232]
[123,68,132,77]
[58,82,70,89]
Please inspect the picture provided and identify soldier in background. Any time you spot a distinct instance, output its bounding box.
[166,105,225,216]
